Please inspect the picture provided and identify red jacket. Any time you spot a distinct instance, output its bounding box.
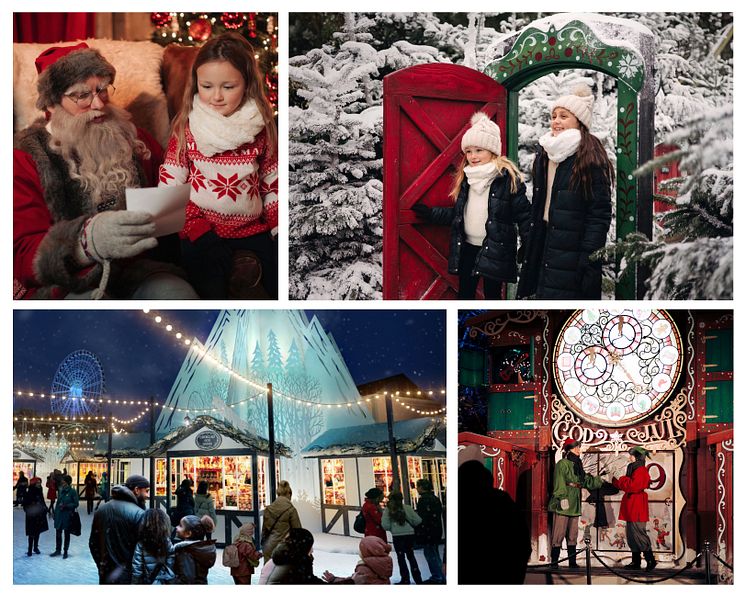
[613,465,650,522]
[13,125,163,298]
[362,500,387,543]
[230,539,262,578]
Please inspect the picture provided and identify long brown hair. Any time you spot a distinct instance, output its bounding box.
[570,125,614,199]
[171,32,277,158]
[449,154,523,200]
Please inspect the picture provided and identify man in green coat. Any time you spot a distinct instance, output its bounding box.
[548,438,604,569]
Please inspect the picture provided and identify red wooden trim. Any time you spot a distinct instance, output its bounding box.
[459,431,537,456]
[487,383,540,393]
[384,63,507,99]
[706,428,734,445]
[399,97,452,152]
[382,86,401,299]
[399,225,451,280]
[421,277,452,300]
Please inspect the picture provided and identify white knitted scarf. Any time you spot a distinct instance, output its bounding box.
[538,128,581,163]
[189,95,266,157]
[463,162,499,194]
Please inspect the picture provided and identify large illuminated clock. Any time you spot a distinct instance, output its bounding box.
[554,309,683,427]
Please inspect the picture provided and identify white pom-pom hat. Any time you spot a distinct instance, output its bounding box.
[552,84,594,129]
[461,111,502,156]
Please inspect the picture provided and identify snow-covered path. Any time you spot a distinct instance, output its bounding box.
[13,508,439,584]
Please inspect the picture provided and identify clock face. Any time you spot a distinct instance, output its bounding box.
[554,309,683,427]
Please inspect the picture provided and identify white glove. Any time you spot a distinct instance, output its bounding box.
[561,498,570,510]
[86,211,157,261]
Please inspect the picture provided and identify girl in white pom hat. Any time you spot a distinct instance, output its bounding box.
[413,112,531,299]
[517,84,613,299]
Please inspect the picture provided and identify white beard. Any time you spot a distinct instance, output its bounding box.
[48,104,145,208]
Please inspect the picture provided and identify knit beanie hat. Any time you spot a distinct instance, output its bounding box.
[35,43,116,111]
[552,84,594,130]
[124,474,150,489]
[461,111,502,156]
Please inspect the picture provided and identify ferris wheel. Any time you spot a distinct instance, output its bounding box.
[50,350,105,417]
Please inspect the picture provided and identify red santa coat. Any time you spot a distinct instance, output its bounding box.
[13,123,163,298]
[613,465,650,523]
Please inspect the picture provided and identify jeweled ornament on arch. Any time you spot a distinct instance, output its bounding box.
[554,309,682,428]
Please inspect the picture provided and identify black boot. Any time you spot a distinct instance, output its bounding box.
[644,551,657,571]
[550,546,561,569]
[567,545,580,569]
[624,552,642,570]
[27,536,33,556]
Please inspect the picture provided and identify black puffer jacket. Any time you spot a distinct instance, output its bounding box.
[131,541,176,584]
[23,484,49,537]
[89,485,146,584]
[517,150,611,299]
[415,491,443,544]
[430,174,531,283]
[172,539,217,584]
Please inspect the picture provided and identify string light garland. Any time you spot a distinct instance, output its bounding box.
[142,310,448,410]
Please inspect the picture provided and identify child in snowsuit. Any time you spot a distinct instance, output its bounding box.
[413,111,531,299]
[159,33,278,299]
[172,514,217,584]
[229,521,262,585]
[322,535,394,584]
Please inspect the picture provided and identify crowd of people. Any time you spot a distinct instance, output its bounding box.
[17,473,445,585]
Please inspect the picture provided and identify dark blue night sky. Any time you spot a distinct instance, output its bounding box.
[13,309,445,423]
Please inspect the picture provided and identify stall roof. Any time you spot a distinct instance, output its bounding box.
[12,446,44,462]
[111,415,292,458]
[301,418,444,458]
[93,432,152,458]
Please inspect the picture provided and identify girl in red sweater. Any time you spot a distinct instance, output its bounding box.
[160,33,278,298]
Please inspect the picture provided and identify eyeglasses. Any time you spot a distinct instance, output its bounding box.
[64,84,116,108]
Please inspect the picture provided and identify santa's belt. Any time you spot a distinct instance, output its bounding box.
[566,482,582,488]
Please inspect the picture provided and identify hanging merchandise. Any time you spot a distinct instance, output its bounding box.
[151,13,171,28]
[247,13,257,38]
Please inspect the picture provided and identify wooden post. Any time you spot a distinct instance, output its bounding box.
[106,411,112,489]
[267,383,277,503]
[385,394,400,490]
[149,396,156,509]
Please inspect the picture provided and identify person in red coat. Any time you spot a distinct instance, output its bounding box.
[13,42,197,299]
[362,487,388,543]
[612,446,656,571]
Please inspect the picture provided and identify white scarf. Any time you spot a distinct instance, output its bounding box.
[538,128,581,163]
[463,162,499,194]
[189,95,266,157]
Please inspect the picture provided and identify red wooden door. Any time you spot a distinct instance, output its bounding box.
[383,64,507,300]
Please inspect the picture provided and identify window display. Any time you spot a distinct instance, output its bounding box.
[77,461,108,487]
[168,454,253,511]
[13,461,34,485]
[407,456,423,505]
[322,459,346,505]
[373,456,395,497]
[155,458,167,496]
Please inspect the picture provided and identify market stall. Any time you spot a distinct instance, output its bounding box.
[303,417,446,537]
[13,447,41,492]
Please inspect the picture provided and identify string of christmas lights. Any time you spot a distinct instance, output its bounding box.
[142,310,448,410]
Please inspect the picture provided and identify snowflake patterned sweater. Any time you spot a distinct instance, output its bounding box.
[159,97,277,242]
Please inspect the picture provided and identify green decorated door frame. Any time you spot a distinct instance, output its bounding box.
[482,17,656,299]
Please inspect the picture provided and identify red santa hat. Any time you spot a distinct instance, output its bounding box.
[563,437,581,451]
[34,42,116,111]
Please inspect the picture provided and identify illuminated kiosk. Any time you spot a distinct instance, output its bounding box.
[13,446,41,487]
[302,417,446,537]
[458,309,733,583]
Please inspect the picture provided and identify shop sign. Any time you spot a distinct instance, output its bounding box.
[195,429,222,451]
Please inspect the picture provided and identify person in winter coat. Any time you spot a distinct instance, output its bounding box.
[613,446,656,571]
[89,474,150,583]
[458,446,531,584]
[361,487,387,543]
[413,112,531,299]
[381,490,423,584]
[517,84,613,299]
[265,527,324,584]
[549,438,605,569]
[14,470,29,506]
[261,480,302,561]
[99,471,109,504]
[194,481,217,540]
[158,33,278,299]
[229,521,262,585]
[23,476,49,556]
[131,508,175,584]
[13,42,197,300]
[322,536,393,585]
[84,471,98,515]
[51,474,79,559]
[172,514,217,584]
[415,479,445,584]
[46,471,58,515]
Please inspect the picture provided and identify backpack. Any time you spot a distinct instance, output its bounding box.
[353,511,366,534]
[222,543,240,568]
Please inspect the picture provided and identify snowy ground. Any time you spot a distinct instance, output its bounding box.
[13,507,439,584]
